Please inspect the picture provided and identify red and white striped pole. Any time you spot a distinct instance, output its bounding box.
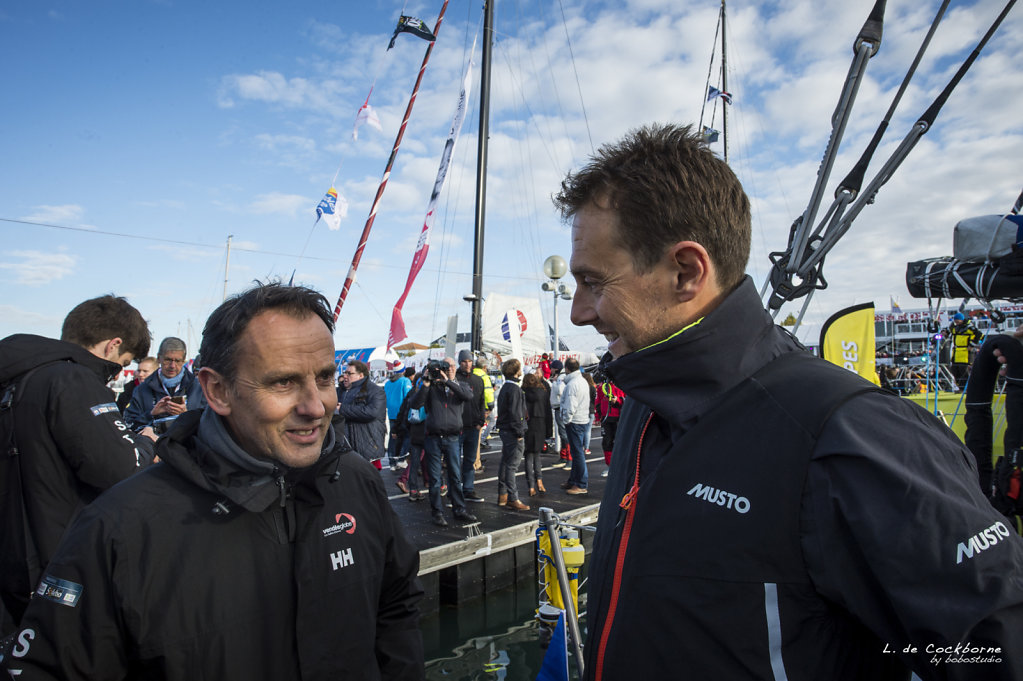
[332,0,451,322]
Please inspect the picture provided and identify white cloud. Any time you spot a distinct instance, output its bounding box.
[0,250,76,285]
[250,192,312,216]
[21,204,85,225]
[217,71,335,110]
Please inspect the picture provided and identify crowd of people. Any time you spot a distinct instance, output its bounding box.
[329,350,625,528]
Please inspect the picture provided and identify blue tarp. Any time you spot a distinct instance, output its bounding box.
[334,348,374,366]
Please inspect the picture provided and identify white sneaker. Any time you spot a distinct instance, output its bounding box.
[601,469,609,477]
[396,460,408,469]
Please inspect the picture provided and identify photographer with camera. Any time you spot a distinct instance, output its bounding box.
[410,357,478,527]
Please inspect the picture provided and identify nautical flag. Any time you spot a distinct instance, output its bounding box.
[387,15,436,50]
[708,86,733,105]
[819,302,880,386]
[352,103,382,141]
[315,187,347,231]
[703,126,720,144]
[536,611,569,681]
[388,63,473,348]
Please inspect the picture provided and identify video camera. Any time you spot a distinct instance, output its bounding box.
[426,359,448,381]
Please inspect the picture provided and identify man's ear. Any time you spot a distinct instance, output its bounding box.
[668,241,714,303]
[198,367,232,416]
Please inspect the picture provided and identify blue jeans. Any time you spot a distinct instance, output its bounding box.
[554,408,568,449]
[566,422,589,489]
[460,427,481,493]
[425,434,466,513]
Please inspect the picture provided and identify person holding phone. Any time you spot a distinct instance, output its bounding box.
[124,337,205,435]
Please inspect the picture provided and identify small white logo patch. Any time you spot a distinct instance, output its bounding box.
[956,521,1011,564]
[686,482,751,514]
[330,548,355,571]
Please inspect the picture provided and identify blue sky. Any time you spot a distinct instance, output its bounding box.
[2,0,1021,360]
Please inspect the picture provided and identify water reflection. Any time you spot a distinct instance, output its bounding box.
[423,575,585,680]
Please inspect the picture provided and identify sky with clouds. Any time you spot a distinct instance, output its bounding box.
[1,0,1021,360]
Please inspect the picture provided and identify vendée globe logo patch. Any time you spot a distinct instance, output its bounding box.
[323,512,357,537]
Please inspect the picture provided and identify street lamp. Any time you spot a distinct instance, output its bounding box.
[542,255,572,361]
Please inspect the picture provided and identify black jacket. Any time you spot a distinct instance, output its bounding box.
[523,385,551,452]
[5,409,424,680]
[0,334,154,627]
[410,377,470,436]
[338,377,388,462]
[455,368,487,429]
[496,379,527,437]
[585,277,1023,681]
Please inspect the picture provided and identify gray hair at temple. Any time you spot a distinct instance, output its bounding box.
[157,337,187,360]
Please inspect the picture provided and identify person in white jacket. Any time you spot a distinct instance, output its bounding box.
[559,357,590,493]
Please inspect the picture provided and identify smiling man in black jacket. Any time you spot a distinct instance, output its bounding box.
[556,123,1023,681]
[0,295,153,633]
[5,283,424,681]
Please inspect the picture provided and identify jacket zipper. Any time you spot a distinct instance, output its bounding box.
[593,412,654,681]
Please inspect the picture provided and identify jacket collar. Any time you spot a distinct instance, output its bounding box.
[602,277,801,430]
[157,408,339,513]
[0,334,124,385]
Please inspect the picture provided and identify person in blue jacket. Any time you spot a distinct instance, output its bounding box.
[123,337,205,433]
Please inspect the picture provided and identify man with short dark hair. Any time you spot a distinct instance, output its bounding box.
[5,283,424,679]
[338,359,388,468]
[558,123,1023,680]
[124,337,205,433]
[455,349,487,502]
[558,357,589,494]
[0,295,154,632]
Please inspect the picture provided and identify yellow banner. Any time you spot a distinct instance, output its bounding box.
[819,302,880,386]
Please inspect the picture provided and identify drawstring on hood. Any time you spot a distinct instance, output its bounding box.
[159,408,338,517]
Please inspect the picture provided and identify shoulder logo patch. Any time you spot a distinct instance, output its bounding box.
[35,575,83,608]
[90,402,119,416]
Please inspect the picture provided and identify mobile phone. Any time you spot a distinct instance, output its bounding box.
[171,396,185,405]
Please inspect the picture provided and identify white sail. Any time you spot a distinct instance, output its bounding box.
[481,293,548,356]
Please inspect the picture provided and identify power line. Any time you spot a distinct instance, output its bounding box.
[0,216,542,284]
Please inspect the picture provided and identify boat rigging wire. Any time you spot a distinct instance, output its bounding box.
[557,0,594,153]
[762,0,1018,331]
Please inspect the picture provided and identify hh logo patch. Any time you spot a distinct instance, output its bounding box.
[90,402,119,416]
[330,548,355,571]
[35,575,83,608]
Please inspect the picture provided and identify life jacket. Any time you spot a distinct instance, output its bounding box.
[473,367,495,410]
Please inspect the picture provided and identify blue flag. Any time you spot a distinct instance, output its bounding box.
[707,85,733,104]
[536,611,569,681]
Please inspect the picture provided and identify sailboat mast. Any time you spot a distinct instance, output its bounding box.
[720,0,728,164]
[470,0,494,354]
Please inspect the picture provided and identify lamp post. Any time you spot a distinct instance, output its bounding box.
[542,255,572,361]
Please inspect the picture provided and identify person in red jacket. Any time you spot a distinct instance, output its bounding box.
[594,378,625,466]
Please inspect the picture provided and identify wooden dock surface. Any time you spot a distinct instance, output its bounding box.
[378,429,607,577]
